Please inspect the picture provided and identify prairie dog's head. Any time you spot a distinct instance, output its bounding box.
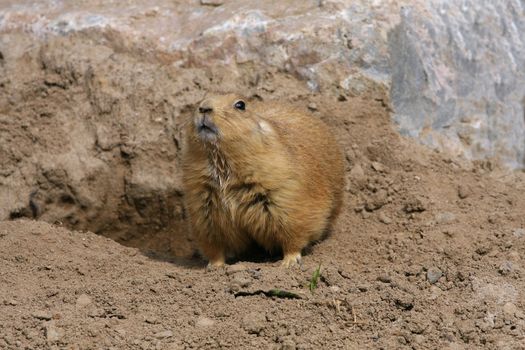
[191,94,272,145]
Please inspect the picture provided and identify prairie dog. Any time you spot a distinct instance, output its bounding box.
[182,94,344,267]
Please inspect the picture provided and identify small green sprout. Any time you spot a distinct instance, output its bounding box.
[309,263,322,292]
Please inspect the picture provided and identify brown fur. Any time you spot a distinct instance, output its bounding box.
[182,94,344,267]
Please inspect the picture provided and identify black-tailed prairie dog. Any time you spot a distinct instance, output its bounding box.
[182,94,344,267]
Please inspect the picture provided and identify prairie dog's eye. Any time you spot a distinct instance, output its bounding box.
[234,100,246,111]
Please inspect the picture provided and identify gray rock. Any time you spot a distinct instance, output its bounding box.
[389,1,525,169]
[426,268,442,284]
[498,261,513,275]
[513,228,525,238]
[435,212,457,224]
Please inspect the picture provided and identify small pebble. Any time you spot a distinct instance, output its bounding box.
[457,185,471,199]
[435,212,456,224]
[281,339,296,350]
[154,330,173,339]
[513,228,525,238]
[241,312,267,334]
[307,102,318,111]
[45,323,63,342]
[426,268,442,284]
[32,311,52,320]
[377,275,391,283]
[196,317,215,327]
[200,0,223,6]
[503,302,517,316]
[76,294,92,308]
[225,264,248,275]
[329,285,341,293]
[232,275,252,288]
[357,284,369,292]
[498,261,513,275]
[378,212,392,224]
[145,316,159,324]
[371,161,386,173]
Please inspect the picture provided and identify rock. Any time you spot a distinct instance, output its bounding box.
[393,293,414,310]
[281,339,296,350]
[241,312,267,335]
[154,330,173,339]
[195,317,215,327]
[329,285,341,293]
[32,311,52,320]
[357,284,369,292]
[377,275,391,284]
[199,0,223,6]
[403,197,426,213]
[378,212,392,225]
[390,2,525,169]
[498,261,513,275]
[307,103,318,111]
[435,212,457,224]
[348,164,366,189]
[225,264,248,275]
[426,268,442,284]
[45,322,63,342]
[513,228,525,238]
[231,275,252,288]
[371,161,387,173]
[76,294,92,308]
[413,335,425,344]
[428,285,442,300]
[365,189,388,211]
[457,185,472,199]
[502,302,517,317]
[508,251,521,262]
[145,316,159,324]
[475,244,491,255]
[88,308,105,318]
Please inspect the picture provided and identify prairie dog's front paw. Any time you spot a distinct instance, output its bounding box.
[281,252,302,268]
[206,257,225,270]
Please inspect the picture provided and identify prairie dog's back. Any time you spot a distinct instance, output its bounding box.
[255,103,344,207]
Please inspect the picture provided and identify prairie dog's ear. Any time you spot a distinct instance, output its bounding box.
[257,120,273,134]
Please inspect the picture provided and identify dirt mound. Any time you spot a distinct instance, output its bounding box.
[1,28,525,349]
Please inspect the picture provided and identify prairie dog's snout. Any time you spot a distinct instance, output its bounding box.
[195,100,218,142]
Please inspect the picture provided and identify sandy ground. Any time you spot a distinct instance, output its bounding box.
[1,30,525,350]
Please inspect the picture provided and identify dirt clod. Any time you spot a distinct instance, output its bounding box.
[241,312,267,335]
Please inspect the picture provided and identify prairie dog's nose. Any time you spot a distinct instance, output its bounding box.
[198,101,213,114]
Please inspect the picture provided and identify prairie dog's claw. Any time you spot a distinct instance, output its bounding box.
[206,258,225,270]
[281,252,302,268]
